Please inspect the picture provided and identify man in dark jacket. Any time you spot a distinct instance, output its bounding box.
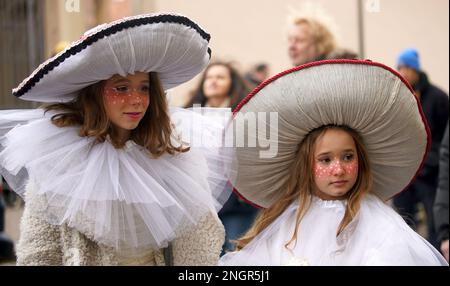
[434,122,449,262]
[394,48,449,248]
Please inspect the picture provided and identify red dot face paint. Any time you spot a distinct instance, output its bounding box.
[312,129,360,200]
[343,161,358,176]
[104,87,149,105]
[102,72,150,132]
[314,160,358,178]
[104,89,122,105]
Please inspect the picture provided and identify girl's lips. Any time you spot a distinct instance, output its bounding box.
[330,180,348,186]
[124,112,142,119]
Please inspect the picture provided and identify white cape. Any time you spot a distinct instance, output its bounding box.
[0,107,234,254]
[219,194,448,266]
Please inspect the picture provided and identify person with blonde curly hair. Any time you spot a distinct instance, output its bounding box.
[287,5,358,66]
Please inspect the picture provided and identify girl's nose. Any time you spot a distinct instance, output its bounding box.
[332,161,345,176]
[127,92,142,105]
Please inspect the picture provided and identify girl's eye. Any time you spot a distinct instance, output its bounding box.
[113,86,129,93]
[139,85,150,94]
[343,154,354,161]
[318,158,331,164]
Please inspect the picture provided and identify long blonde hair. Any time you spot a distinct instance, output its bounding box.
[235,125,372,250]
[43,72,189,157]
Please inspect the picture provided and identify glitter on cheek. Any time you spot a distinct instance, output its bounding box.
[314,164,330,178]
[343,161,358,175]
[127,94,143,104]
[107,96,119,105]
[315,161,350,178]
[104,91,121,105]
[314,158,358,181]
[319,161,341,176]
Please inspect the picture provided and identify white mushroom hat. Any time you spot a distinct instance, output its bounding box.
[13,13,211,102]
[229,59,430,208]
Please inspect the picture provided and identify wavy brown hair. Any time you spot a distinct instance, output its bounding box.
[187,62,251,110]
[235,125,373,250]
[43,72,189,157]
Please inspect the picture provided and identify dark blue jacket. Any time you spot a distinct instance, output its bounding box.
[413,72,449,192]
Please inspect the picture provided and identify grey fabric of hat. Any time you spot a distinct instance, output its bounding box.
[230,59,430,208]
[13,13,211,102]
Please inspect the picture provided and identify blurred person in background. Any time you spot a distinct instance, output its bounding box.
[286,10,358,67]
[394,48,449,248]
[326,48,359,60]
[187,62,250,110]
[244,63,270,89]
[187,61,259,254]
[434,121,449,262]
[52,41,70,57]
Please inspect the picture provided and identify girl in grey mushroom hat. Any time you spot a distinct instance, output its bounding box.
[220,59,448,266]
[0,13,233,266]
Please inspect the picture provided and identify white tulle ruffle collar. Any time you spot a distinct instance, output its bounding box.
[0,107,232,253]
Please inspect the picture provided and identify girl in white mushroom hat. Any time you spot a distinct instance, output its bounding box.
[219,59,448,266]
[0,13,233,265]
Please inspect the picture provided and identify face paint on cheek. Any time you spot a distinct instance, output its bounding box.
[104,90,121,105]
[125,93,146,105]
[343,161,358,175]
[314,161,348,178]
[314,164,330,178]
[329,161,341,175]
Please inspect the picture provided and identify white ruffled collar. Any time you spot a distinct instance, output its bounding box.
[312,195,347,209]
[0,108,232,252]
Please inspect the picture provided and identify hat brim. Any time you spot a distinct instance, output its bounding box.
[13,13,211,102]
[230,59,430,208]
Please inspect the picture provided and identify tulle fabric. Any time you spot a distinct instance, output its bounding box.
[0,107,233,255]
[219,194,448,266]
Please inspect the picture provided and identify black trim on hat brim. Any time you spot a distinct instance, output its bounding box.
[14,14,211,98]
